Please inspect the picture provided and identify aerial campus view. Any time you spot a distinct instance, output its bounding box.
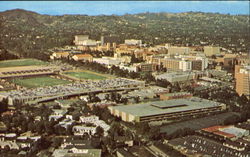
[0,1,249,157]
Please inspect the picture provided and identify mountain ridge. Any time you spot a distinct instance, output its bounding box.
[0,9,249,59]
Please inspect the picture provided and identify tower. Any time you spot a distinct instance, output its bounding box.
[101,36,104,46]
[112,42,117,49]
[106,43,111,51]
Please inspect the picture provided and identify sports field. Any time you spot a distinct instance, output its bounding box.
[63,71,108,80]
[0,59,47,68]
[11,76,70,88]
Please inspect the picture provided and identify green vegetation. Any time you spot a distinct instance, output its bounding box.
[0,9,249,59]
[64,71,108,80]
[11,76,70,88]
[0,59,47,68]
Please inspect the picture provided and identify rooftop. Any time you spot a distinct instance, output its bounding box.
[52,149,101,157]
[54,52,70,55]
[202,125,228,133]
[220,126,248,137]
[110,97,223,117]
[73,54,92,58]
[161,92,192,97]
[213,131,235,138]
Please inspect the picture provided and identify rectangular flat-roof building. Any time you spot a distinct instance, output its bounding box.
[160,92,193,100]
[108,97,226,122]
[154,71,196,83]
[168,46,190,55]
[235,65,250,97]
[204,46,220,57]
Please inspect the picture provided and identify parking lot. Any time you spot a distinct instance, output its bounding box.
[169,135,250,157]
[1,78,145,102]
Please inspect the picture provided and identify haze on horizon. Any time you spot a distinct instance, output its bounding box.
[0,1,249,16]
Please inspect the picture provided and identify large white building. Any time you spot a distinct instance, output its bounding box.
[93,57,121,66]
[72,125,96,135]
[74,35,89,45]
[175,55,208,71]
[119,65,137,72]
[154,71,196,83]
[77,39,97,46]
[125,39,142,46]
[109,97,226,122]
[79,115,110,136]
[80,116,99,124]
[179,60,192,71]
[168,46,190,55]
[74,35,98,46]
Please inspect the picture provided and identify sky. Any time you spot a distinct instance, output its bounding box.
[0,1,249,15]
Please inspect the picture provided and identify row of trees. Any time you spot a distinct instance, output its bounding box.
[189,86,250,119]
[0,48,19,60]
[0,98,8,114]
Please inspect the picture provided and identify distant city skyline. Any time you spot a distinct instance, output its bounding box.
[0,1,249,15]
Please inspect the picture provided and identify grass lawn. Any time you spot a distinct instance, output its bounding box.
[11,76,70,88]
[0,59,47,68]
[64,71,108,80]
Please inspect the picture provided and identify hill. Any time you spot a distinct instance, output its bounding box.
[0,9,249,59]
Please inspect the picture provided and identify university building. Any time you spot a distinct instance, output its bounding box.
[108,97,226,123]
[235,65,250,97]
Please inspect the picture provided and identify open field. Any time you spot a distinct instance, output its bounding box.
[11,76,70,88]
[63,71,109,80]
[0,59,47,68]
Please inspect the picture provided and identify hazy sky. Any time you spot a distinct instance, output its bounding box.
[0,1,249,15]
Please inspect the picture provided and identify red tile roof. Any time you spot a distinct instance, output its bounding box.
[74,54,92,59]
[214,131,235,138]
[202,126,225,132]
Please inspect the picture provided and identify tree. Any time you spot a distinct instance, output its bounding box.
[134,96,140,103]
[172,82,181,92]
[96,126,104,136]
[28,122,36,133]
[130,53,141,63]
[135,122,150,135]
[121,97,128,105]
[224,114,240,125]
[211,55,217,59]
[143,72,155,83]
[0,98,8,113]
[21,120,28,132]
[100,108,114,121]
[72,112,81,121]
[156,79,171,88]
[109,122,122,137]
[149,127,161,140]
[83,105,91,114]
[44,121,54,135]
[36,122,44,134]
[110,92,117,101]
[53,104,61,109]
[105,94,110,101]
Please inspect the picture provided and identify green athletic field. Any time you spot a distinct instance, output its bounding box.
[64,71,108,80]
[0,59,47,68]
[11,76,70,88]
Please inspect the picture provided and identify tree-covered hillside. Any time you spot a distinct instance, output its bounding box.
[0,9,249,58]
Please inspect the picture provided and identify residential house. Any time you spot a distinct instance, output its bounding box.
[72,125,96,136]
